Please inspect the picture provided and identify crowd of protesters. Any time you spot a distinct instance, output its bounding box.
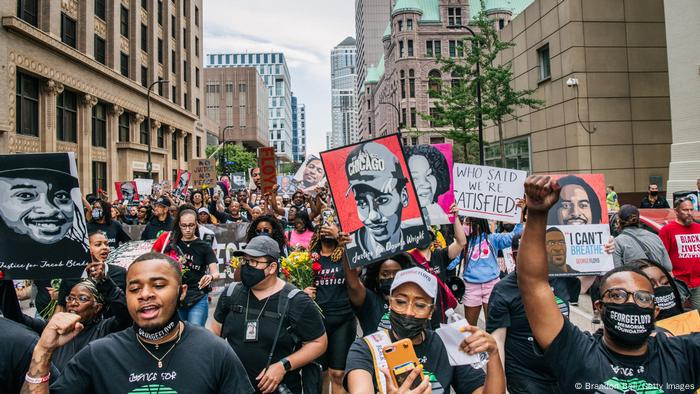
[2,170,699,394]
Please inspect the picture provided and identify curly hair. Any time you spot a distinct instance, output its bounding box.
[363,253,416,294]
[246,214,286,253]
[189,190,204,205]
[404,144,450,203]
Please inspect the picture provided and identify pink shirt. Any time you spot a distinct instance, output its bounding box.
[288,229,314,250]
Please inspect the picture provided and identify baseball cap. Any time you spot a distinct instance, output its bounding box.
[154,197,171,207]
[233,236,280,260]
[344,142,405,197]
[390,267,438,301]
[0,153,79,188]
[618,204,639,224]
[197,207,210,215]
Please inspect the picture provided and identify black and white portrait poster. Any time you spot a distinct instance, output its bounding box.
[173,169,190,200]
[0,152,90,279]
[294,154,326,193]
[320,134,428,268]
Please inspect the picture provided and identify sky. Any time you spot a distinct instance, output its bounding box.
[203,0,356,156]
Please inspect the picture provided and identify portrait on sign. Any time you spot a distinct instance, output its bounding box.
[115,180,139,203]
[404,143,455,225]
[0,152,90,279]
[173,169,190,199]
[294,154,326,193]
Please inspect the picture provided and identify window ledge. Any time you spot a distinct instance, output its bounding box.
[537,76,551,85]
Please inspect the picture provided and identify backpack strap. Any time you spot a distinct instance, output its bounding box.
[265,283,303,371]
[622,231,653,261]
[363,330,392,394]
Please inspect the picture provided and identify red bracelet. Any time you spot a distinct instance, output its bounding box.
[25,373,50,384]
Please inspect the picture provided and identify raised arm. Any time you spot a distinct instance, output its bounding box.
[516,175,564,351]
[447,204,467,259]
[339,232,366,308]
[268,185,286,216]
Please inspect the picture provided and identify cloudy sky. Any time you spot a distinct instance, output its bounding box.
[203,0,356,155]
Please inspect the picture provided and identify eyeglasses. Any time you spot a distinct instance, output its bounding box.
[602,288,655,308]
[65,295,93,304]
[256,228,271,234]
[240,257,271,268]
[179,223,197,229]
[389,296,434,316]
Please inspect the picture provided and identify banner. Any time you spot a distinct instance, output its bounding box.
[115,181,140,203]
[656,310,700,336]
[405,143,455,225]
[134,178,154,196]
[294,154,326,193]
[673,190,699,211]
[546,174,613,277]
[320,134,428,268]
[189,158,217,189]
[277,175,297,197]
[173,169,190,200]
[258,147,276,195]
[453,164,526,223]
[230,172,247,190]
[0,152,90,279]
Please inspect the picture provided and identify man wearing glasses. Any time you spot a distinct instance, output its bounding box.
[518,175,700,393]
[211,236,328,394]
[545,227,579,274]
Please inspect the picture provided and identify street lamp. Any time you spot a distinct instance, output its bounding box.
[379,101,403,133]
[146,79,169,179]
[446,24,484,165]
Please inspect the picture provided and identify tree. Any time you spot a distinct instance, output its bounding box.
[205,143,257,175]
[422,0,543,167]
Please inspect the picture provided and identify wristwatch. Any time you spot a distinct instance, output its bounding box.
[280,357,292,372]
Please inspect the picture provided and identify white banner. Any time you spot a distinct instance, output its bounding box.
[134,178,153,196]
[452,164,527,223]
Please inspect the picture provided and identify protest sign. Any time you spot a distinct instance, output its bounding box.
[545,174,613,277]
[173,169,190,199]
[0,152,90,279]
[405,143,455,225]
[115,181,139,203]
[673,190,699,211]
[277,175,297,196]
[189,158,217,189]
[258,147,276,195]
[134,178,153,196]
[105,240,155,269]
[320,134,428,268]
[294,154,326,193]
[656,310,700,336]
[230,172,246,190]
[453,164,526,223]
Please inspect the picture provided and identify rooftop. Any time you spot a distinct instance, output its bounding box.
[469,0,534,18]
[337,36,356,47]
[392,0,441,22]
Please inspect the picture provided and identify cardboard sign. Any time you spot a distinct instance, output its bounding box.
[656,310,700,336]
[134,178,154,196]
[0,152,90,279]
[115,181,140,203]
[189,158,217,189]
[405,143,455,225]
[294,154,326,193]
[258,147,276,195]
[545,174,613,277]
[173,169,190,200]
[453,164,526,223]
[320,134,428,268]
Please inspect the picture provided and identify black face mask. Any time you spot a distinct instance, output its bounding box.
[241,264,267,288]
[654,286,678,320]
[649,190,658,197]
[378,279,393,296]
[602,302,655,349]
[389,310,429,340]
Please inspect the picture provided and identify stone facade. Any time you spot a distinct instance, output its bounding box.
[485,0,671,193]
[1,0,207,196]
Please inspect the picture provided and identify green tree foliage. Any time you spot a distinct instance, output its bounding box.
[205,143,257,174]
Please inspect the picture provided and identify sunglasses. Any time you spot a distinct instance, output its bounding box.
[256,228,272,234]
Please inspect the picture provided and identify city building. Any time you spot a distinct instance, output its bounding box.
[330,37,359,148]
[206,52,293,161]
[359,0,470,145]
[291,95,306,162]
[355,0,391,106]
[325,131,333,150]
[203,67,269,151]
[1,0,207,193]
[664,0,700,195]
[483,0,671,193]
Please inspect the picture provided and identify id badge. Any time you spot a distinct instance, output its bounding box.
[245,320,258,342]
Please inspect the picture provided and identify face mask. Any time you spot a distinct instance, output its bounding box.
[241,264,267,288]
[92,209,103,220]
[649,191,658,197]
[601,302,655,349]
[389,310,429,339]
[134,304,181,342]
[378,279,393,296]
[462,223,472,237]
[654,286,678,320]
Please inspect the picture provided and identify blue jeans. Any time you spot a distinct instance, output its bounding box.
[178,295,209,327]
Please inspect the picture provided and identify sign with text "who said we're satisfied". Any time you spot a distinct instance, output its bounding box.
[453,164,527,223]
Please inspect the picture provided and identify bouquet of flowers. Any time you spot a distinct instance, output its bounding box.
[39,279,62,320]
[280,250,322,290]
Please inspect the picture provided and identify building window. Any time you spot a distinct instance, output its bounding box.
[120,6,129,38]
[92,161,107,194]
[196,136,201,157]
[183,60,188,81]
[428,69,442,95]
[399,41,404,58]
[401,108,406,127]
[141,0,147,10]
[158,39,163,63]
[15,71,39,136]
[429,107,439,127]
[184,135,190,161]
[184,93,189,110]
[397,20,403,32]
[410,108,417,127]
[61,13,76,48]
[183,28,188,49]
[171,15,176,38]
[499,19,506,30]
[157,78,164,96]
[92,103,107,148]
[400,70,406,99]
[426,40,441,57]
[195,98,200,116]
[171,132,178,159]
[485,137,531,171]
[409,69,416,98]
[448,7,462,26]
[17,0,38,26]
[94,35,106,64]
[449,40,464,58]
[195,67,200,87]
[141,24,148,52]
[120,52,129,77]
[157,0,163,25]
[141,66,148,87]
[407,40,414,57]
[118,112,130,142]
[195,36,199,57]
[171,85,177,102]
[56,90,77,143]
[194,5,199,26]
[94,0,106,20]
[157,125,164,148]
[538,44,551,81]
[140,121,148,144]
[407,19,413,30]
[171,50,176,73]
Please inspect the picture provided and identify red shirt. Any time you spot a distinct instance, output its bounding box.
[658,221,700,288]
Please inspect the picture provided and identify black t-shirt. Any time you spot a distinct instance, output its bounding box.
[214,284,326,393]
[141,216,174,240]
[173,239,217,304]
[344,330,485,393]
[0,317,42,394]
[87,221,131,248]
[486,272,571,387]
[542,319,700,393]
[314,255,353,317]
[354,289,390,336]
[50,323,253,393]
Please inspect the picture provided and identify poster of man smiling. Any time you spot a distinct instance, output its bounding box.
[545,174,613,276]
[320,134,428,268]
[0,152,90,279]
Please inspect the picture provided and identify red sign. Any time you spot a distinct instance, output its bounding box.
[258,147,277,195]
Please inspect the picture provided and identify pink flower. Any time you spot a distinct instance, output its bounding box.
[311,252,320,262]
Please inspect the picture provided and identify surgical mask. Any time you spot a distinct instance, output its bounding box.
[134,306,181,342]
[602,302,655,349]
[653,286,678,320]
[92,209,103,220]
[241,264,267,288]
[378,279,393,296]
[389,310,429,340]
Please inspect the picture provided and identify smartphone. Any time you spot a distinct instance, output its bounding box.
[382,339,422,390]
[321,210,333,227]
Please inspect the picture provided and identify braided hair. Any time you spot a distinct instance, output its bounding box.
[309,228,344,262]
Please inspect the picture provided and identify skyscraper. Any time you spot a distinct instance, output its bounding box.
[331,37,359,148]
[206,52,293,161]
[355,0,391,100]
[298,103,307,161]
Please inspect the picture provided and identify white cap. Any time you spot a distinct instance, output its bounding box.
[197,207,210,215]
[390,267,438,301]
